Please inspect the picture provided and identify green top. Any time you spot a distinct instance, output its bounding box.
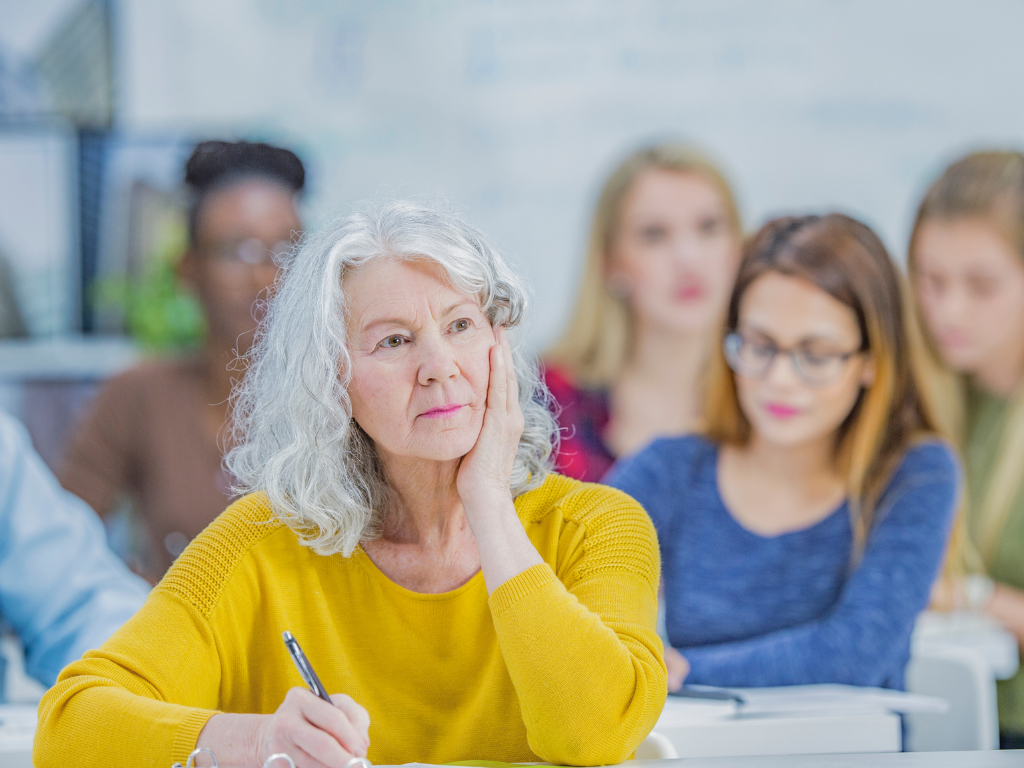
[965,384,1024,733]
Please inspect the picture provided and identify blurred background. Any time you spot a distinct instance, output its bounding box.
[1,0,1023,466]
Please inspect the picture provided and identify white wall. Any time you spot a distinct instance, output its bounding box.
[116,0,1024,348]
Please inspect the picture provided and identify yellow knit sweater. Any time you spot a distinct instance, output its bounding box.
[35,474,665,768]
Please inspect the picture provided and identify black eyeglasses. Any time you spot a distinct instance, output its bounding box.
[724,332,865,387]
[199,237,293,267]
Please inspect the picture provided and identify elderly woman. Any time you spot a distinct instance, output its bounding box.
[35,202,666,768]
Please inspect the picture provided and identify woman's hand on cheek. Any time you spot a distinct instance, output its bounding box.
[456,324,525,524]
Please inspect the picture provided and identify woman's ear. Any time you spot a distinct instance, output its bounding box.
[861,356,878,388]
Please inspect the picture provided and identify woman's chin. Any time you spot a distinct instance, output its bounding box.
[410,430,482,462]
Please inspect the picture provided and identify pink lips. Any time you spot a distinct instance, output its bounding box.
[420,404,464,419]
[675,282,705,303]
[764,402,801,419]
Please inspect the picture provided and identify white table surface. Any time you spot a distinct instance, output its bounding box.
[1,703,903,767]
[624,752,1024,767]
[655,695,903,759]
[0,705,35,768]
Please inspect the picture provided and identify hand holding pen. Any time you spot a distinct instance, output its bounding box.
[250,631,372,768]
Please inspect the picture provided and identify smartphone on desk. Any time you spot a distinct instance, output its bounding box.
[669,685,746,706]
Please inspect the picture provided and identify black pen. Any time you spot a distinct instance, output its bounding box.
[669,685,746,705]
[283,630,332,703]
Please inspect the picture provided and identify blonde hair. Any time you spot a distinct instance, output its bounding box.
[908,150,1024,565]
[545,143,741,387]
[706,214,944,551]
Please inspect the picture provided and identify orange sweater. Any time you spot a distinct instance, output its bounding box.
[35,474,665,767]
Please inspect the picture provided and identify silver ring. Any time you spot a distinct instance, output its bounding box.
[263,754,296,768]
[344,758,372,768]
[185,748,219,768]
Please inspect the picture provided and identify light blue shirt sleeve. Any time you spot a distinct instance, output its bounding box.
[0,410,150,686]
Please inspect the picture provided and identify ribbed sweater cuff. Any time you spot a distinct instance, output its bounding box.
[171,708,219,765]
[488,563,558,615]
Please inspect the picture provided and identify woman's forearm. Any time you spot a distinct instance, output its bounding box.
[467,495,543,596]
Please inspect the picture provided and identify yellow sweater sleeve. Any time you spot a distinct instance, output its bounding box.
[488,487,666,766]
[34,588,221,768]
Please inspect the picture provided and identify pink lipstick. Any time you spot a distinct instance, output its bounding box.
[420,404,464,419]
[764,403,801,419]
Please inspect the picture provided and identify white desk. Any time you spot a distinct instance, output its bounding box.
[654,686,922,758]
[626,753,1024,767]
[0,705,36,768]
[1,702,903,767]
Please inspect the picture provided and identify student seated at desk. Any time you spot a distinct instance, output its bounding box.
[0,410,148,696]
[35,202,666,768]
[543,143,742,481]
[607,214,959,692]
[909,150,1024,748]
[59,139,305,582]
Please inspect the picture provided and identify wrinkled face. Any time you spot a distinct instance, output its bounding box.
[184,179,301,350]
[734,273,874,449]
[345,258,494,464]
[913,218,1024,376]
[609,169,741,334]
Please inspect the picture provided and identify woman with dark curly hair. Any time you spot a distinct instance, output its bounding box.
[60,140,305,580]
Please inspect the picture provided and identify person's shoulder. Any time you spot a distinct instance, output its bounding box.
[157,492,289,617]
[517,472,655,544]
[541,363,578,397]
[518,473,659,585]
[640,432,716,463]
[106,354,201,386]
[612,432,715,482]
[0,409,30,451]
[890,438,960,485]
[541,363,605,407]
[517,472,641,518]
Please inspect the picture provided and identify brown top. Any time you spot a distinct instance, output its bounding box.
[59,357,235,581]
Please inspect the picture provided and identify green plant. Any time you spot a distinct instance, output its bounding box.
[93,217,205,350]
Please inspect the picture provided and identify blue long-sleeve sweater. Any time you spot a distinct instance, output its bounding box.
[605,435,959,690]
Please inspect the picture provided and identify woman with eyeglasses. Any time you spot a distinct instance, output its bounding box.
[60,140,304,582]
[607,214,959,691]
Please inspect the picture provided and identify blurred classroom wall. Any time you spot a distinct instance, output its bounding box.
[1,0,1024,348]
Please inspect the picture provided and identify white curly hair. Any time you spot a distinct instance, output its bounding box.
[226,201,558,556]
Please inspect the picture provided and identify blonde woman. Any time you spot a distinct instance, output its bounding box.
[608,214,959,691]
[544,144,743,480]
[909,150,1024,747]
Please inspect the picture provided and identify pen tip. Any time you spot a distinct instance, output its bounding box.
[282,631,293,642]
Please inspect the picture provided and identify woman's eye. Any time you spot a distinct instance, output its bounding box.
[747,341,774,359]
[698,216,724,236]
[967,276,999,299]
[637,224,668,244]
[451,318,471,333]
[802,353,832,368]
[380,335,404,349]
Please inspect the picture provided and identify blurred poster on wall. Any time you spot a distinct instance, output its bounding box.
[0,128,78,337]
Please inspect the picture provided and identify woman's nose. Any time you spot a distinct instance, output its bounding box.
[416,336,459,385]
[670,234,700,266]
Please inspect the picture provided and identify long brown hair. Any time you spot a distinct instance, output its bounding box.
[705,214,941,548]
[545,142,741,387]
[908,150,1024,565]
